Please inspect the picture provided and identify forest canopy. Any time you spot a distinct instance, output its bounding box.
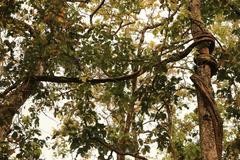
[0,0,240,159]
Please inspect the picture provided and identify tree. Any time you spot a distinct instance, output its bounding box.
[190,0,222,159]
[0,0,240,159]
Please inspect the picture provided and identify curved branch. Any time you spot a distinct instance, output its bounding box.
[0,60,44,140]
[158,33,215,67]
[31,69,144,84]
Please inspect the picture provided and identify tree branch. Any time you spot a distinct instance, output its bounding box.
[0,81,21,98]
[2,17,38,38]
[114,21,135,35]
[158,33,215,67]
[29,33,215,85]
[31,69,144,84]
[137,2,182,55]
[90,0,105,25]
[90,136,147,160]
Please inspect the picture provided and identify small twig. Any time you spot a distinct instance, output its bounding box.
[0,81,21,98]
[114,21,135,35]
[107,151,113,160]
[137,2,182,55]
[67,0,90,2]
[212,36,224,52]
[90,0,105,25]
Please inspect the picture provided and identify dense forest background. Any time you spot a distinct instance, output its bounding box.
[0,0,240,159]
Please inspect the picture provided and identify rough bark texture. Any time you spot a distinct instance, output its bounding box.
[190,0,223,160]
[166,104,177,159]
[0,81,37,140]
[0,61,44,141]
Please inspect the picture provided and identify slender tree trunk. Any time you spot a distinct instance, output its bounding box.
[117,78,137,160]
[190,0,223,160]
[117,108,134,160]
[166,104,177,159]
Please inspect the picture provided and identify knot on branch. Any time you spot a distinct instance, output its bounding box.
[194,54,218,76]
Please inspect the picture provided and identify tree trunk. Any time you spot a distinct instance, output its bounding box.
[166,104,177,159]
[0,82,36,140]
[117,78,137,160]
[0,61,44,141]
[190,0,223,160]
[117,110,134,160]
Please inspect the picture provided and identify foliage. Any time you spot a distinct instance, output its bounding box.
[0,0,240,159]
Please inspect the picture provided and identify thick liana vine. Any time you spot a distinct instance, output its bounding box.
[190,0,223,159]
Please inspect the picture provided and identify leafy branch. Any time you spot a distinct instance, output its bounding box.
[90,136,147,160]
[16,33,216,85]
[30,69,144,84]
[227,0,240,16]
[1,16,38,38]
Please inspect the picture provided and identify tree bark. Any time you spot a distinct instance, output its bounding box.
[0,82,36,140]
[117,78,139,160]
[0,61,44,141]
[166,104,177,159]
[190,0,223,160]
